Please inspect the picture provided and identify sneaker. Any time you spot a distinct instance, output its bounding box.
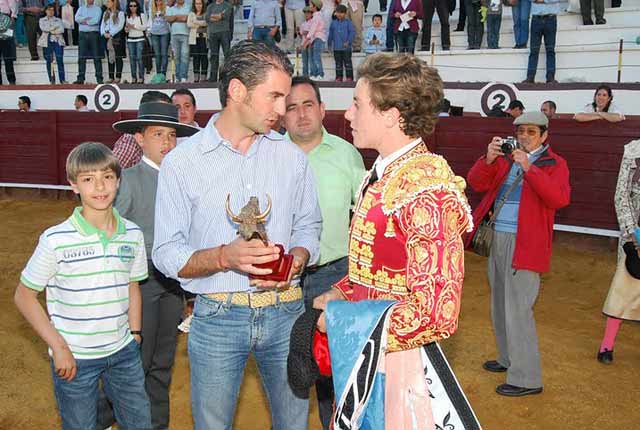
[73,80,85,84]
[60,80,69,85]
[335,77,343,82]
[345,78,353,82]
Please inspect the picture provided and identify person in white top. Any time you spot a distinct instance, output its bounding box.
[39,4,68,84]
[101,0,126,83]
[125,0,148,83]
[574,84,626,123]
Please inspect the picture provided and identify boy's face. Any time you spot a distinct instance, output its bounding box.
[304,11,312,20]
[335,11,346,20]
[135,125,177,166]
[372,17,382,27]
[70,169,119,212]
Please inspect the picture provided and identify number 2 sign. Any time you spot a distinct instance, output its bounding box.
[93,84,121,112]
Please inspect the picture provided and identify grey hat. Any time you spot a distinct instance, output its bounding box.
[513,111,549,127]
[310,0,322,10]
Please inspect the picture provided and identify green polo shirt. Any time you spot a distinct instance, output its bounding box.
[287,129,366,265]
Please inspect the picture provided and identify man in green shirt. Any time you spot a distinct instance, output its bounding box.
[283,76,365,430]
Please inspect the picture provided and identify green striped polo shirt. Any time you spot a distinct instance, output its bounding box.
[21,207,148,359]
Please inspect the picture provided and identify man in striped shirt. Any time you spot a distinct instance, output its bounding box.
[153,40,322,430]
[14,142,152,429]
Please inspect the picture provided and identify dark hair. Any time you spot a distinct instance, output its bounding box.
[75,94,88,105]
[19,96,31,107]
[191,0,204,14]
[542,100,556,111]
[171,87,197,106]
[44,3,55,11]
[357,53,443,138]
[592,84,613,112]
[508,99,524,111]
[218,40,293,108]
[291,76,322,104]
[126,0,141,18]
[335,4,347,13]
[140,90,171,104]
[372,13,382,21]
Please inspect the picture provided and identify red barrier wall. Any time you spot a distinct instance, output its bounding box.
[1,111,637,231]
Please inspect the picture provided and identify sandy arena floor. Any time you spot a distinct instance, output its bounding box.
[1,199,639,429]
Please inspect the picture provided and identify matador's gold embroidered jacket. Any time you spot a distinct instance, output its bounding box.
[333,143,473,352]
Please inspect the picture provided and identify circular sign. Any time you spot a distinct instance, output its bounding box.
[480,83,517,117]
[93,84,121,112]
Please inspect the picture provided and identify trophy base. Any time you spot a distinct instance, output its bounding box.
[250,244,294,282]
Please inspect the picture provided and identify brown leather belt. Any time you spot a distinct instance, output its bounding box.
[205,286,302,309]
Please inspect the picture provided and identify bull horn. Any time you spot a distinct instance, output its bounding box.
[225,194,242,223]
[256,194,272,221]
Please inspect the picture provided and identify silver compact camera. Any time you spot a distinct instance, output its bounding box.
[500,136,518,155]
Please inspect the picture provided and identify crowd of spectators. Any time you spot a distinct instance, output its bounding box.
[0,0,628,85]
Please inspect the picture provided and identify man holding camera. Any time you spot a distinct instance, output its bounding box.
[466,111,570,397]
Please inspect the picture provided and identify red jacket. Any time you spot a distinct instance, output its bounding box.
[465,145,571,273]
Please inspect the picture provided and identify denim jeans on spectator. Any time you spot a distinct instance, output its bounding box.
[310,38,324,77]
[77,31,103,83]
[486,13,502,48]
[386,11,395,51]
[395,29,417,53]
[511,0,531,46]
[0,38,17,84]
[51,340,152,430]
[23,13,39,58]
[301,257,347,430]
[464,0,483,48]
[188,294,308,430]
[253,26,276,48]
[333,49,353,80]
[302,45,310,76]
[526,14,557,81]
[171,34,189,81]
[208,31,231,81]
[151,33,169,75]
[44,40,65,82]
[127,40,144,80]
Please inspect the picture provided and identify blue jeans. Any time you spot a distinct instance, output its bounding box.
[527,14,557,81]
[302,46,310,76]
[253,26,276,47]
[188,294,308,430]
[396,29,417,54]
[301,257,347,430]
[44,40,65,82]
[512,0,531,47]
[171,34,189,80]
[486,13,502,49]
[386,11,395,51]
[127,40,144,80]
[151,33,169,75]
[310,38,324,77]
[51,340,151,430]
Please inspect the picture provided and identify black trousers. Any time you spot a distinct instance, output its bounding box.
[421,0,451,50]
[363,0,388,11]
[0,38,16,84]
[580,0,605,23]
[208,31,231,81]
[333,49,353,80]
[456,0,466,30]
[191,35,208,77]
[24,13,40,59]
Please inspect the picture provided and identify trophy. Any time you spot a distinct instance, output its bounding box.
[225,194,294,282]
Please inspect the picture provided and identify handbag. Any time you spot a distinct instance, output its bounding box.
[471,171,524,257]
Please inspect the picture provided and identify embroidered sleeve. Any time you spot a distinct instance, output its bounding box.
[386,190,469,352]
[614,150,639,239]
[333,275,354,301]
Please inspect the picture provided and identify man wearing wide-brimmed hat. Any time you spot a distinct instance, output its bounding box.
[108,102,199,430]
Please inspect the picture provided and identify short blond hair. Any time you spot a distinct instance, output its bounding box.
[66,142,121,182]
[357,53,444,138]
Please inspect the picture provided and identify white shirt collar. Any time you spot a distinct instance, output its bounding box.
[374,138,423,178]
[141,155,160,171]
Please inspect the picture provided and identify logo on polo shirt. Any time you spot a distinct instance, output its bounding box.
[118,245,135,263]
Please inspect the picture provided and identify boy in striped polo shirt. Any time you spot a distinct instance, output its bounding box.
[14,142,153,430]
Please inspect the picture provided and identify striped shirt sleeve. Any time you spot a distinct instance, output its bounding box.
[21,232,57,292]
[130,230,148,282]
[290,157,322,265]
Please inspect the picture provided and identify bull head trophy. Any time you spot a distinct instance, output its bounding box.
[225,194,294,282]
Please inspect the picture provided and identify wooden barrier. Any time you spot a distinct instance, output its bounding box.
[1,111,637,231]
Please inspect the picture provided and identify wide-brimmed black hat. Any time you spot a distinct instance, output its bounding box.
[112,102,200,137]
[623,241,640,280]
[288,308,323,399]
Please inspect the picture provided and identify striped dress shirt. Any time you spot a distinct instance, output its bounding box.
[152,114,322,294]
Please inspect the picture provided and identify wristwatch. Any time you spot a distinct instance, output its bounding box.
[131,330,143,343]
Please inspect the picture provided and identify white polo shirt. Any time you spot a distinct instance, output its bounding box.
[21,207,148,359]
